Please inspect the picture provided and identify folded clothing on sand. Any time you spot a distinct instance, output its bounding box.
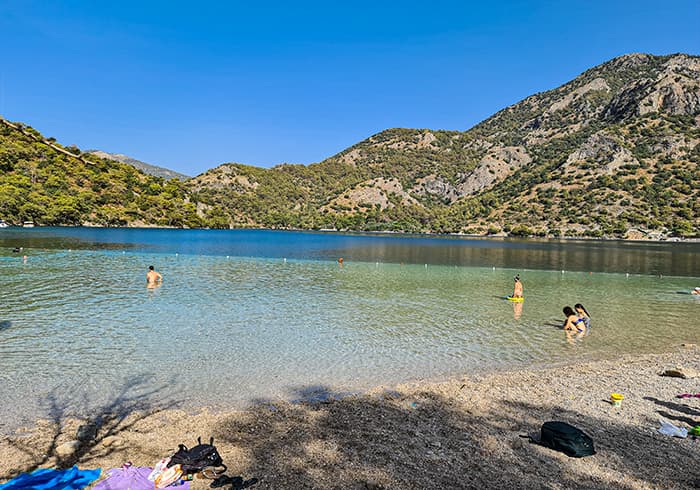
[0,465,101,490]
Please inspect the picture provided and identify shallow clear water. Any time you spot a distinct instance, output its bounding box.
[0,228,698,432]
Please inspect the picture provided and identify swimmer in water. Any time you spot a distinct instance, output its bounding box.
[692,287,700,295]
[146,265,162,287]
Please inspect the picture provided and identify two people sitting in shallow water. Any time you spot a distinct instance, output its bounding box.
[563,304,590,333]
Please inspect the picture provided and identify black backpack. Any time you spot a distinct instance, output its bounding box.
[167,436,227,474]
[533,421,596,458]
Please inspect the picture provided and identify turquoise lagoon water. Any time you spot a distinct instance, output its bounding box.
[0,228,699,432]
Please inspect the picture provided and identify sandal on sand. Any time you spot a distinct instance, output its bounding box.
[211,475,242,488]
[232,477,259,490]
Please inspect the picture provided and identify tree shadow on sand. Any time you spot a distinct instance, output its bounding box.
[0,374,181,480]
[212,385,700,489]
[643,396,700,426]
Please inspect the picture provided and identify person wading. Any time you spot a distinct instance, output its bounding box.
[146,265,163,287]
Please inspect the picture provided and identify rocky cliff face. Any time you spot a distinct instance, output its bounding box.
[603,54,700,121]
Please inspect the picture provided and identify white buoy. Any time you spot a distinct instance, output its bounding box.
[283,258,287,263]
[425,264,427,268]
[493,266,496,270]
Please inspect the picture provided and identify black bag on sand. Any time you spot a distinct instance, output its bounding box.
[167,436,227,474]
[533,421,596,458]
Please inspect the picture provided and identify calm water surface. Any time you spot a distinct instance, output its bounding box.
[0,228,698,432]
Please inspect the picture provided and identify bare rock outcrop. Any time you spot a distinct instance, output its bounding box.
[410,175,459,202]
[547,78,611,113]
[564,131,639,174]
[339,149,363,167]
[604,55,700,121]
[324,178,420,212]
[456,146,532,196]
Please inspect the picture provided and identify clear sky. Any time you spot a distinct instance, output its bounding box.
[1,1,698,176]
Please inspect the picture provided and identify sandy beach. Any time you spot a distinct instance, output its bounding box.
[1,347,699,489]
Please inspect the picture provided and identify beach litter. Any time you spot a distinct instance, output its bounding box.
[676,393,700,398]
[658,420,688,438]
[610,393,624,407]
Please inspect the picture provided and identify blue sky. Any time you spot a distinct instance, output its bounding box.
[1,1,698,176]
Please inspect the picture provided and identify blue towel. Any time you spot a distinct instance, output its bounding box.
[0,465,101,490]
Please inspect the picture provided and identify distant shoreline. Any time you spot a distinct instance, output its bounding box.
[2,223,698,243]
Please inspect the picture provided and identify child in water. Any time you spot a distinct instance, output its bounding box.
[575,303,591,328]
[563,306,586,333]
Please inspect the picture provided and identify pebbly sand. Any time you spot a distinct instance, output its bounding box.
[1,347,699,489]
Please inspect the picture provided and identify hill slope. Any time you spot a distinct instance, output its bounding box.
[87,150,190,181]
[0,118,201,227]
[188,53,700,238]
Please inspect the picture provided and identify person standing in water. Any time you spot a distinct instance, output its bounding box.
[512,275,523,298]
[146,265,162,287]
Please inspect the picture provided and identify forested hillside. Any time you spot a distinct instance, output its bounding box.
[1,53,698,238]
[0,119,201,227]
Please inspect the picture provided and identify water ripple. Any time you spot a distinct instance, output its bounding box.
[0,247,698,432]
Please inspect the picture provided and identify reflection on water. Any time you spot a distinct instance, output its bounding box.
[512,301,523,320]
[0,229,698,433]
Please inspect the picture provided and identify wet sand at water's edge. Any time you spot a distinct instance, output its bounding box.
[1,347,699,489]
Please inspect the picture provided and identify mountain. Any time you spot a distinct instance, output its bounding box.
[87,150,190,181]
[188,53,700,238]
[1,53,698,237]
